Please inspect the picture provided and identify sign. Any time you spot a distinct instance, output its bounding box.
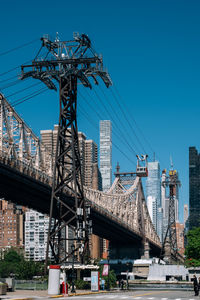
[91,271,99,291]
[83,277,91,281]
[102,264,109,276]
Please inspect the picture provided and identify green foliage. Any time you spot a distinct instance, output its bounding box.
[4,248,23,263]
[16,260,44,280]
[75,279,90,289]
[0,248,45,279]
[185,227,200,266]
[99,265,117,288]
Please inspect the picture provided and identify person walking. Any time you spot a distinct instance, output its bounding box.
[193,275,199,296]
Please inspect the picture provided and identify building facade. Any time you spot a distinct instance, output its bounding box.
[99,120,112,192]
[175,222,185,257]
[184,204,189,227]
[146,161,161,237]
[0,200,24,250]
[189,147,200,229]
[25,210,52,261]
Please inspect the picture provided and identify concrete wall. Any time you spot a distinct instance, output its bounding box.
[148,264,189,281]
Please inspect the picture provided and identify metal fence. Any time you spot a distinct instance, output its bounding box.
[15,280,48,290]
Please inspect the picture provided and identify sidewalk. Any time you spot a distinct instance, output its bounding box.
[1,289,114,299]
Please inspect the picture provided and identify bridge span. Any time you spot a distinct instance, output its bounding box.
[0,93,161,260]
[0,151,161,259]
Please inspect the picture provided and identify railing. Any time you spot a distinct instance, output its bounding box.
[0,150,53,186]
[15,280,48,290]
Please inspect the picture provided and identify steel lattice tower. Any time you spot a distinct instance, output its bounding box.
[20,33,112,265]
[161,170,181,263]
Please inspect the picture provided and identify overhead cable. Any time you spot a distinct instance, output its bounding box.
[0,38,38,57]
[78,102,136,166]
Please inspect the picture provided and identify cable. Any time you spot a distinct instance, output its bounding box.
[97,84,145,155]
[112,84,165,166]
[0,59,32,77]
[11,87,49,107]
[0,79,23,91]
[0,74,18,83]
[79,90,138,158]
[89,87,139,157]
[0,38,38,57]
[113,85,155,155]
[78,102,136,166]
[109,86,148,157]
[5,82,42,98]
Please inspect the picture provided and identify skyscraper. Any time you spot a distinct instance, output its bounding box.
[0,200,24,250]
[184,204,189,227]
[99,120,112,192]
[99,120,112,258]
[146,161,161,237]
[189,146,200,229]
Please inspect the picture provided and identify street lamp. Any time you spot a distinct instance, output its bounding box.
[71,244,76,293]
[107,247,110,291]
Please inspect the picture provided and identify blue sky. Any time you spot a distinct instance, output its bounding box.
[1,0,200,222]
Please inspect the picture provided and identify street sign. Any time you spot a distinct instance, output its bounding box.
[83,277,91,281]
[102,264,109,276]
[91,271,99,291]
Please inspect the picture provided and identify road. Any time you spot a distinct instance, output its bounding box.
[56,290,197,300]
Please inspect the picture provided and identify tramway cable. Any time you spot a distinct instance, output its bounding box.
[78,102,136,166]
[80,89,138,157]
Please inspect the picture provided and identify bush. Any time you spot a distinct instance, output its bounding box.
[75,279,90,290]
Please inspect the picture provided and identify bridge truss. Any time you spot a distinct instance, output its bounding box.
[0,93,53,181]
[0,93,161,259]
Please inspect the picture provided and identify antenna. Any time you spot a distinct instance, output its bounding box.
[170,155,173,170]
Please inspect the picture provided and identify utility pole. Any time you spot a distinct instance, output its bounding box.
[20,33,112,267]
[160,169,181,263]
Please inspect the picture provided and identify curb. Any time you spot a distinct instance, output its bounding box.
[4,290,113,300]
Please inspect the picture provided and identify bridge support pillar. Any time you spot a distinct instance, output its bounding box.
[140,240,150,259]
[163,238,172,264]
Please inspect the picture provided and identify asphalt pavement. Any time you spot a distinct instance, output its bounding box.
[1,289,198,300]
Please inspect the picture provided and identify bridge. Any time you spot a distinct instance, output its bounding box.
[0,93,161,260]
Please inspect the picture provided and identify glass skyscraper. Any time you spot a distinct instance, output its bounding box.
[189,146,200,229]
[100,120,112,191]
[146,161,161,238]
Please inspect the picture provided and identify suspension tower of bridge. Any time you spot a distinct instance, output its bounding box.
[113,155,151,259]
[160,168,181,263]
[20,33,112,266]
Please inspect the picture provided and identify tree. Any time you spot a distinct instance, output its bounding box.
[185,227,200,267]
[99,265,117,288]
[0,248,45,279]
[4,248,23,263]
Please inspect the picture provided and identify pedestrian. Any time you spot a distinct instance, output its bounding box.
[198,277,200,294]
[118,279,121,289]
[121,279,124,290]
[101,279,105,290]
[193,275,199,296]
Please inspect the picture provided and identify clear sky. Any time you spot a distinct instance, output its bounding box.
[1,0,200,222]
